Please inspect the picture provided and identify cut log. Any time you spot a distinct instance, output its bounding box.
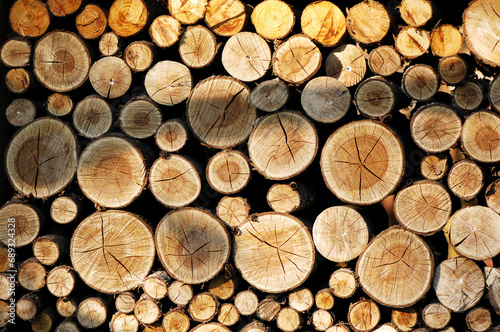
[46,93,73,117]
[276,307,301,332]
[430,24,463,57]
[50,194,80,225]
[75,4,107,40]
[466,307,492,332]
[18,257,46,291]
[272,34,322,85]
[433,257,484,312]
[315,288,334,310]
[0,301,9,327]
[301,76,351,123]
[143,321,164,332]
[395,27,431,59]
[250,78,289,112]
[89,56,132,99]
[241,321,267,332]
[70,210,155,293]
[0,202,41,248]
[208,274,238,301]
[233,212,315,293]
[452,80,485,111]
[163,310,190,332]
[391,307,418,332]
[288,287,314,312]
[17,292,41,321]
[47,265,76,297]
[191,323,231,332]
[325,44,367,87]
[6,117,78,199]
[489,75,500,112]
[348,299,380,332]
[0,247,8,273]
[9,0,50,37]
[248,111,318,180]
[357,227,434,307]
[216,196,250,228]
[0,274,10,300]
[354,76,399,118]
[33,234,66,265]
[329,268,357,298]
[312,309,334,331]
[421,153,449,181]
[488,277,500,315]
[48,0,81,16]
[234,290,258,316]
[110,312,139,332]
[33,31,91,92]
[108,0,148,38]
[327,323,350,332]
[5,68,31,94]
[222,32,271,82]
[124,41,154,72]
[72,95,113,139]
[368,46,401,77]
[119,98,162,139]
[134,295,162,325]
[77,297,107,329]
[168,0,206,24]
[77,136,147,208]
[31,309,55,332]
[267,182,312,213]
[156,207,231,284]
[155,119,188,153]
[320,120,405,205]
[116,292,136,314]
[422,302,451,329]
[187,76,256,148]
[447,159,483,201]
[145,60,192,106]
[149,15,181,48]
[394,180,452,235]
[99,32,121,56]
[301,1,346,47]
[462,110,500,163]
[373,324,398,332]
[149,154,201,208]
[189,292,219,322]
[438,55,468,85]
[402,64,439,101]
[485,179,500,214]
[449,206,500,260]
[206,149,251,194]
[251,0,294,40]
[346,1,390,44]
[56,297,78,318]
[256,297,281,321]
[313,206,369,262]
[399,0,433,27]
[56,320,80,332]
[6,98,36,127]
[205,0,246,37]
[463,0,500,67]
[0,38,31,68]
[141,270,170,300]
[179,25,217,69]
[168,280,193,306]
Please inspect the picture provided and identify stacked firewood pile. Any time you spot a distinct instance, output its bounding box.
[1,0,500,331]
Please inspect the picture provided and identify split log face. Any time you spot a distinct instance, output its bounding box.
[207,274,237,300]
[276,307,301,332]
[205,0,246,37]
[168,280,193,305]
[233,212,315,293]
[368,46,401,77]
[116,292,136,313]
[391,307,418,332]
[33,31,90,92]
[222,32,271,82]
[234,290,258,316]
[355,77,397,118]
[46,265,76,297]
[47,0,81,16]
[50,195,79,224]
[357,227,434,308]
[329,268,357,298]
[0,38,31,68]
[420,154,448,181]
[6,98,36,127]
[99,32,121,56]
[449,206,500,260]
[467,307,492,332]
[301,76,351,123]
[119,99,162,139]
[248,111,318,180]
[168,0,207,25]
[462,111,500,163]
[313,206,369,262]
[155,207,231,284]
[18,258,46,291]
[73,95,113,139]
[163,310,190,332]
[206,150,251,194]
[399,0,432,27]
[149,154,201,208]
[77,136,147,208]
[77,297,107,329]
[9,0,50,38]
[394,181,452,235]
[447,159,483,201]
[155,119,188,152]
[272,34,322,85]
[89,56,132,99]
[149,15,182,48]
[70,210,155,293]
[6,117,78,199]
[5,68,30,94]
[256,298,281,321]
[75,4,107,40]
[108,0,148,38]
[489,75,500,112]
[346,1,390,44]
[179,25,217,69]
[125,41,154,72]
[463,0,500,67]
[422,302,451,329]
[56,297,77,318]
[325,44,367,87]
[251,0,295,40]
[216,196,250,227]
[250,78,289,112]
[486,179,500,214]
[438,55,468,85]
[348,299,380,332]
[430,24,463,57]
[0,203,40,248]
[46,93,73,117]
[187,76,256,148]
[410,104,462,153]
[452,81,485,111]
[321,120,405,205]
[301,1,346,47]
[395,27,431,60]
[402,64,439,101]
[110,312,139,332]
[145,61,192,106]
[433,257,484,312]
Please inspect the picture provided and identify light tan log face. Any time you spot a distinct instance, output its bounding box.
[346,1,390,44]
[462,111,500,163]
[89,56,132,99]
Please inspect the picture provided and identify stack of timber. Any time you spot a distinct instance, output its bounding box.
[2,0,500,331]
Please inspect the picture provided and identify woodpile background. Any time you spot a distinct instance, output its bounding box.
[1,0,500,331]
